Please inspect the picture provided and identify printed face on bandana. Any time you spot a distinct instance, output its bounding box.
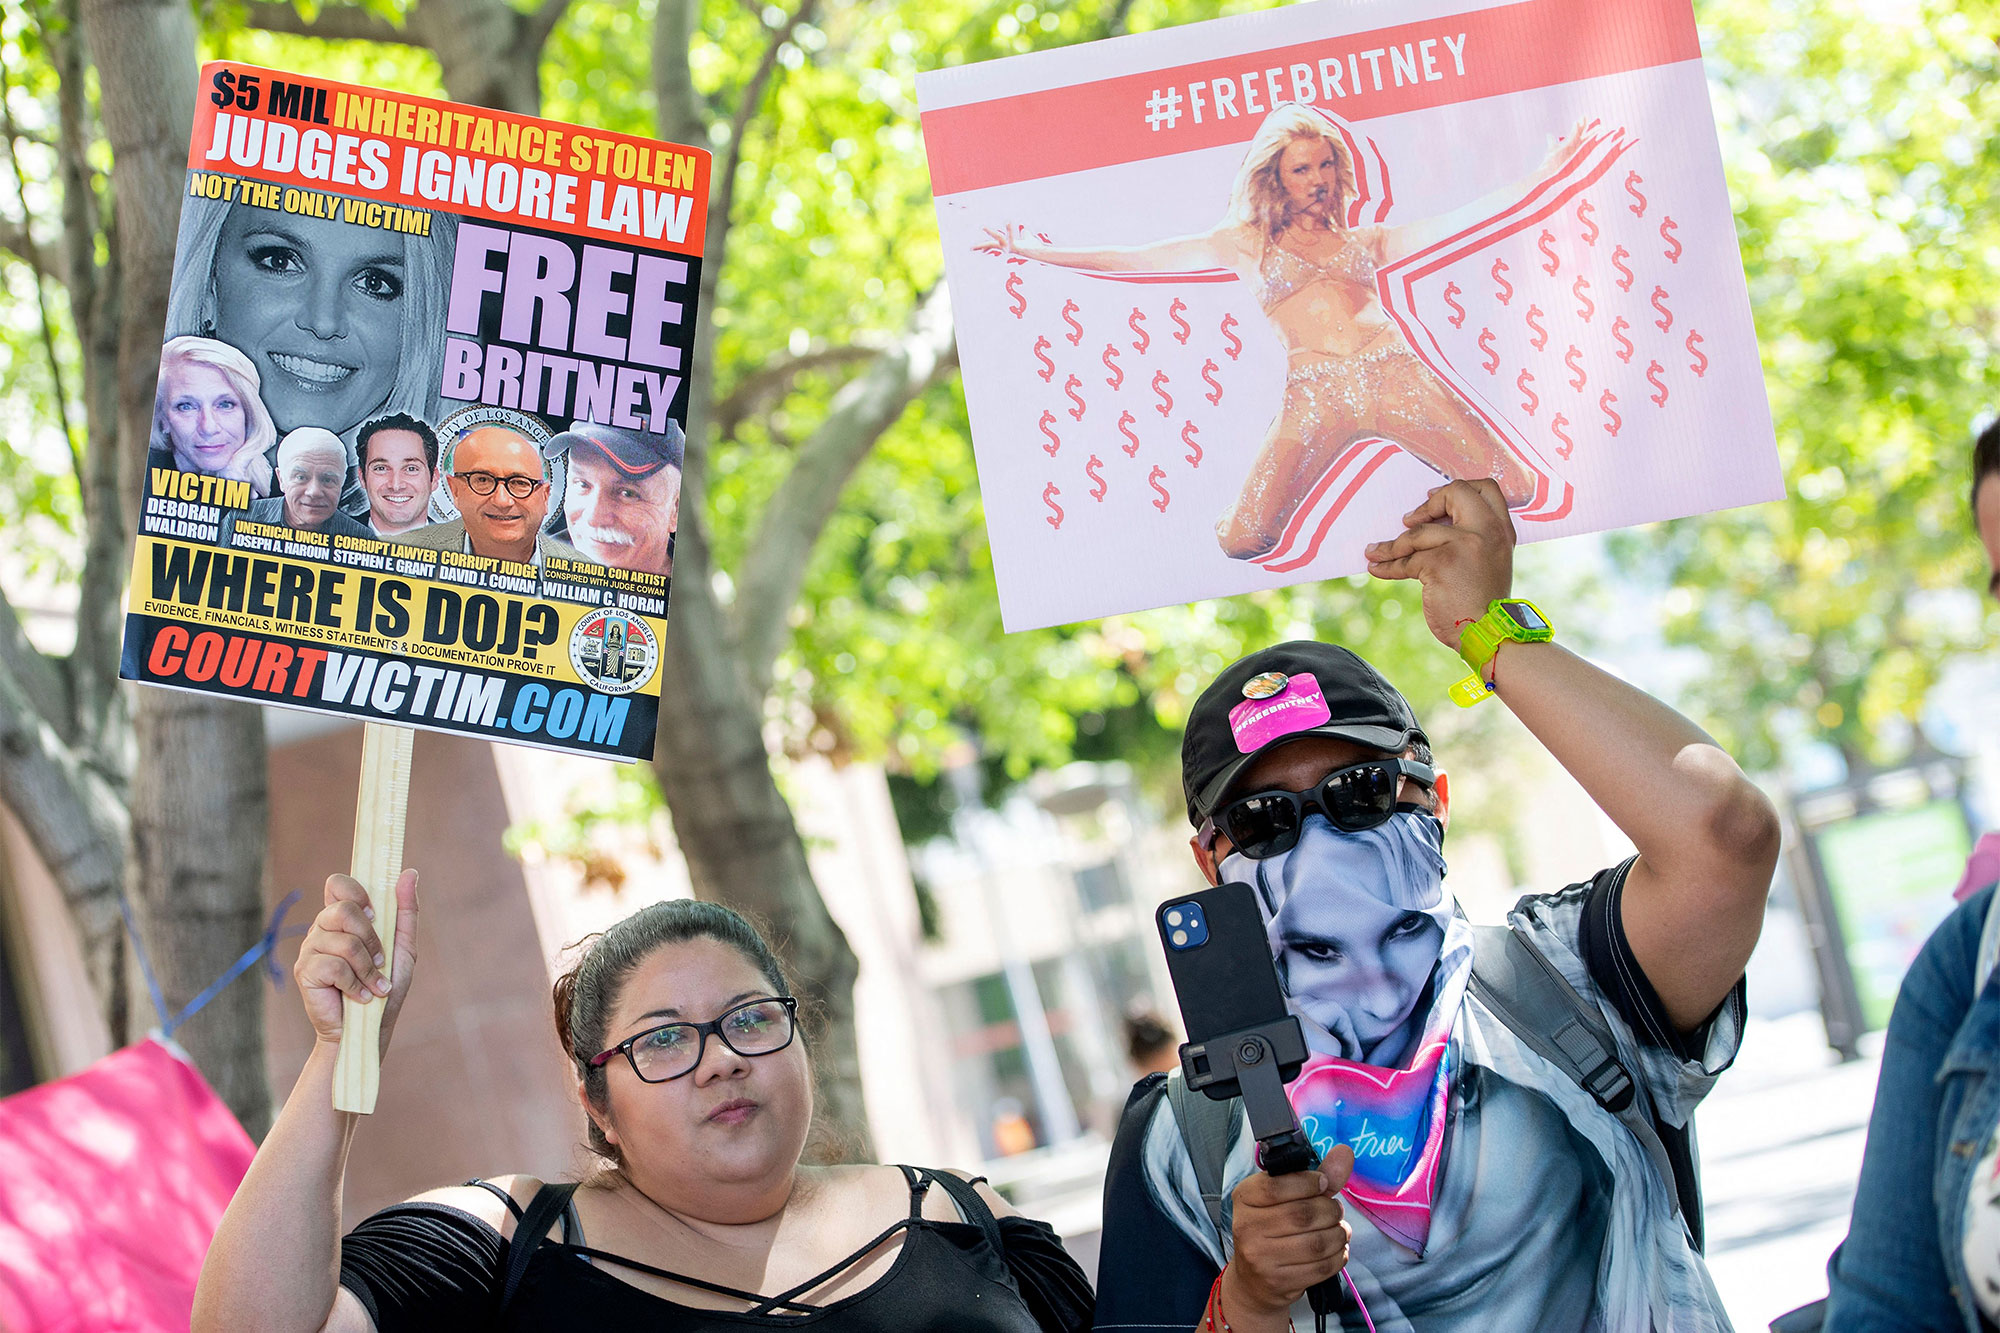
[1223,811,1449,1068]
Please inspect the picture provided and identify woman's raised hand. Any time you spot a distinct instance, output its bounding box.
[978,223,1018,255]
[294,870,419,1058]
[1539,120,1596,178]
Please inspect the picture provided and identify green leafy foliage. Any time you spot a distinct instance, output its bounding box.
[1617,0,2000,772]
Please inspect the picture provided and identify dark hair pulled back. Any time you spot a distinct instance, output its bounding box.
[1974,418,2000,522]
[552,898,790,1164]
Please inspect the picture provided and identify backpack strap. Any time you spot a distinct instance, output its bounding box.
[1165,1069,1244,1257]
[500,1180,579,1312]
[925,1168,1005,1256]
[1469,923,1701,1250]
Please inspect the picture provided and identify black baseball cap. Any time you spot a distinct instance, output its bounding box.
[1181,641,1428,826]
[544,420,686,479]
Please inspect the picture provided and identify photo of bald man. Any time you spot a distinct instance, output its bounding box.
[396,425,585,567]
[545,420,684,578]
[224,427,374,541]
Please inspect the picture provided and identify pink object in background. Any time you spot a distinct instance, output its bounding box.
[1955,831,2000,902]
[0,1038,253,1333]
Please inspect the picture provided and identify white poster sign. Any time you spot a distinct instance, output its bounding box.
[920,0,1781,630]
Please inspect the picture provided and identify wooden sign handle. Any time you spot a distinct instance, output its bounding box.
[333,722,414,1114]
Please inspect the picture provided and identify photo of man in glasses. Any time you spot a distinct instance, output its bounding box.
[1094,478,1782,1333]
[395,424,586,567]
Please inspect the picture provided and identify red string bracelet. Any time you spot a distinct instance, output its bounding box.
[1204,1266,1297,1332]
[1203,1269,1230,1331]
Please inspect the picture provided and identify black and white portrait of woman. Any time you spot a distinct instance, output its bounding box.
[165,195,458,515]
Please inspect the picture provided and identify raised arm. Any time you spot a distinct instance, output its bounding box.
[1365,481,1780,1032]
[1373,123,1613,268]
[981,220,1259,278]
[192,871,419,1333]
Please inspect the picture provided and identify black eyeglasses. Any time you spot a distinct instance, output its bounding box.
[455,470,546,499]
[1205,757,1435,860]
[588,996,799,1083]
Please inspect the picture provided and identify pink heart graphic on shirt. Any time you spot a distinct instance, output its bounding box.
[1288,1039,1452,1253]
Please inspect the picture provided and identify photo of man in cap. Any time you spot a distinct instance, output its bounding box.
[1093,479,1780,1333]
[396,424,585,568]
[545,420,684,578]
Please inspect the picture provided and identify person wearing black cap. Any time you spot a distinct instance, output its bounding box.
[1094,479,1780,1333]
[546,420,684,578]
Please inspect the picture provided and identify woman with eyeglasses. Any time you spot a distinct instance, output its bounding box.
[193,873,1093,1333]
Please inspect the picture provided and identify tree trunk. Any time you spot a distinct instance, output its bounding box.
[82,0,275,1137]
[128,692,273,1135]
[650,527,867,1155]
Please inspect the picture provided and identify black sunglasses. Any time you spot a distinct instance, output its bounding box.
[1206,757,1436,860]
[588,996,799,1084]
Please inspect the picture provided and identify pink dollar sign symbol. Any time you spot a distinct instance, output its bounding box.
[1551,412,1575,460]
[1624,171,1647,217]
[1611,317,1634,364]
[1492,258,1514,306]
[1063,374,1086,421]
[1564,345,1586,390]
[1660,216,1682,263]
[1086,454,1107,501]
[1152,370,1173,418]
[1443,282,1466,329]
[1181,420,1203,468]
[1038,411,1060,456]
[1611,246,1634,292]
[1061,300,1082,346]
[1646,359,1669,407]
[1577,197,1599,246]
[1537,229,1560,276]
[1043,482,1064,530]
[1129,308,1151,354]
[1525,304,1549,351]
[1169,298,1191,344]
[1220,314,1243,361]
[1573,276,1594,323]
[1117,410,1141,457]
[1102,343,1123,390]
[1599,390,1622,436]
[1478,328,1500,374]
[1147,465,1170,512]
[1650,286,1673,333]
[1517,368,1539,416]
[1201,358,1223,405]
[1005,272,1026,318]
[1686,330,1708,378]
[1033,336,1054,382]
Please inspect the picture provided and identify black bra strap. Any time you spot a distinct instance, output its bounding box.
[463,1178,526,1222]
[926,1169,1004,1256]
[500,1181,578,1312]
[561,1243,826,1313]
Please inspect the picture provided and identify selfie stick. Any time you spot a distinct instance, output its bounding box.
[1181,1017,1350,1330]
[1180,1015,1317,1173]
[332,721,413,1113]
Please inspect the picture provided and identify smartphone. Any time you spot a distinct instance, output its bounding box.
[1156,881,1306,1101]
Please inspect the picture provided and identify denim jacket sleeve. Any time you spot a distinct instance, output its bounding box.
[1824,884,1996,1333]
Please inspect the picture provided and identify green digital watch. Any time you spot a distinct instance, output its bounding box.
[1449,598,1554,707]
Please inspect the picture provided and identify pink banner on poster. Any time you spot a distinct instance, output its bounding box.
[920,0,1781,631]
[0,1040,254,1333]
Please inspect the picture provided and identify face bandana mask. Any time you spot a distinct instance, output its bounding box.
[1220,809,1473,1254]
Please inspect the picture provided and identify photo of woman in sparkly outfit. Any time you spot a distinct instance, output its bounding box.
[982,104,1592,562]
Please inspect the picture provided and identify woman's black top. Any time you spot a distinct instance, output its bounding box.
[337,1165,1094,1331]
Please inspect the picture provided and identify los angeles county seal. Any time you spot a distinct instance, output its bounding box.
[569,608,658,695]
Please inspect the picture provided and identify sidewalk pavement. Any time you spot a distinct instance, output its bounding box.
[1699,1012,1884,1332]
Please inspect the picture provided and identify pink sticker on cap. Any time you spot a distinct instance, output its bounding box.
[1228,672,1332,754]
